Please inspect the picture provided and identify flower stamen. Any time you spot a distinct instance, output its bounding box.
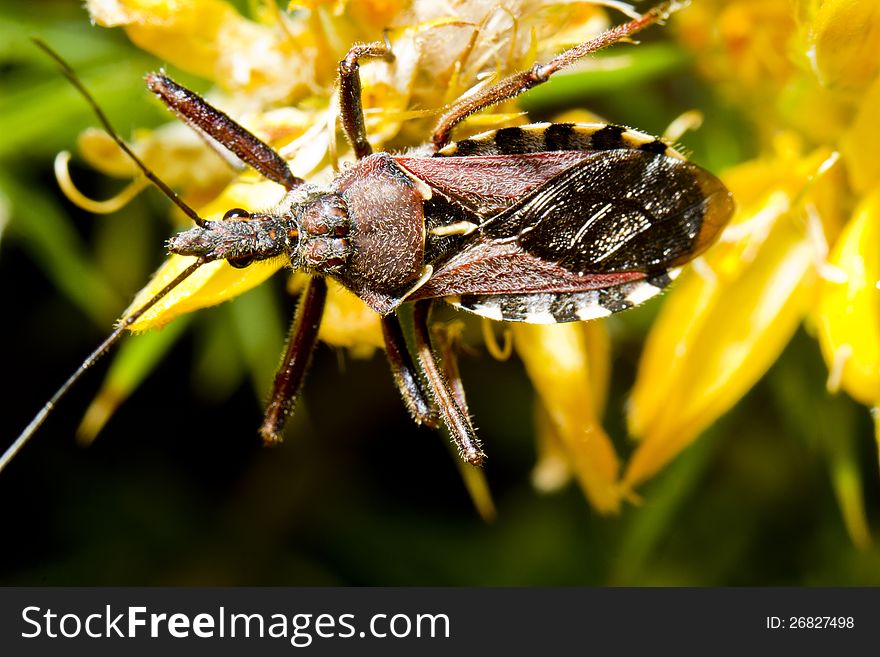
[481,318,513,361]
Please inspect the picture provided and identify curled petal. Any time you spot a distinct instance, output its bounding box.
[815,188,880,406]
[513,323,620,513]
[55,151,149,214]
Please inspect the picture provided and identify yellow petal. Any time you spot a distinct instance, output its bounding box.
[78,124,235,195]
[530,320,609,494]
[124,255,284,331]
[841,74,880,194]
[318,279,384,357]
[625,163,823,488]
[531,399,573,493]
[513,323,620,513]
[87,0,242,81]
[808,0,880,90]
[87,0,317,101]
[582,318,611,418]
[815,188,880,406]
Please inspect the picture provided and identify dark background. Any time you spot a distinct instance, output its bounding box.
[1,0,878,586]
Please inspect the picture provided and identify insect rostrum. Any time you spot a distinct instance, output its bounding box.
[2,2,733,473]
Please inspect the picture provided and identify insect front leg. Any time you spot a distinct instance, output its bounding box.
[259,277,328,444]
[337,41,394,160]
[412,301,485,466]
[145,73,303,190]
[381,314,439,428]
[430,1,679,150]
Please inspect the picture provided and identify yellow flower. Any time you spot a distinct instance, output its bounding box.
[815,189,880,407]
[64,0,875,533]
[629,0,879,544]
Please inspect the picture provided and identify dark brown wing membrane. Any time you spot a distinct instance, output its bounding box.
[411,149,733,300]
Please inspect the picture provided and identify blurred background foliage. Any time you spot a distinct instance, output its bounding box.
[0,0,878,586]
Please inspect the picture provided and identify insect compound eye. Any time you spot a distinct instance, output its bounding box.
[227,256,254,269]
[222,207,251,221]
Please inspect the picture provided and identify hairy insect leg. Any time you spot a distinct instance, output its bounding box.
[412,301,485,466]
[431,1,680,149]
[381,314,439,428]
[260,277,328,444]
[145,73,303,191]
[337,41,394,160]
[431,324,470,416]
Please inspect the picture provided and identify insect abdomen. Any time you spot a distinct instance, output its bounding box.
[435,122,680,159]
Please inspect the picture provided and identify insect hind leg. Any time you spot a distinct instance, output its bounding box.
[412,301,485,466]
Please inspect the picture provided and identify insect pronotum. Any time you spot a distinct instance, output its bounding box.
[2,1,734,473]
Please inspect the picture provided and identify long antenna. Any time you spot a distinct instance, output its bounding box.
[3,42,214,473]
[0,258,206,473]
[32,38,209,227]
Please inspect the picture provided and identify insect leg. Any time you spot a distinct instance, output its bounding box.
[431,1,680,150]
[381,314,439,428]
[337,41,394,160]
[259,277,328,444]
[145,73,304,190]
[412,301,485,466]
[431,323,471,416]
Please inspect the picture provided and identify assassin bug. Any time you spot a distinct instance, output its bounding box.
[2,1,733,472]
